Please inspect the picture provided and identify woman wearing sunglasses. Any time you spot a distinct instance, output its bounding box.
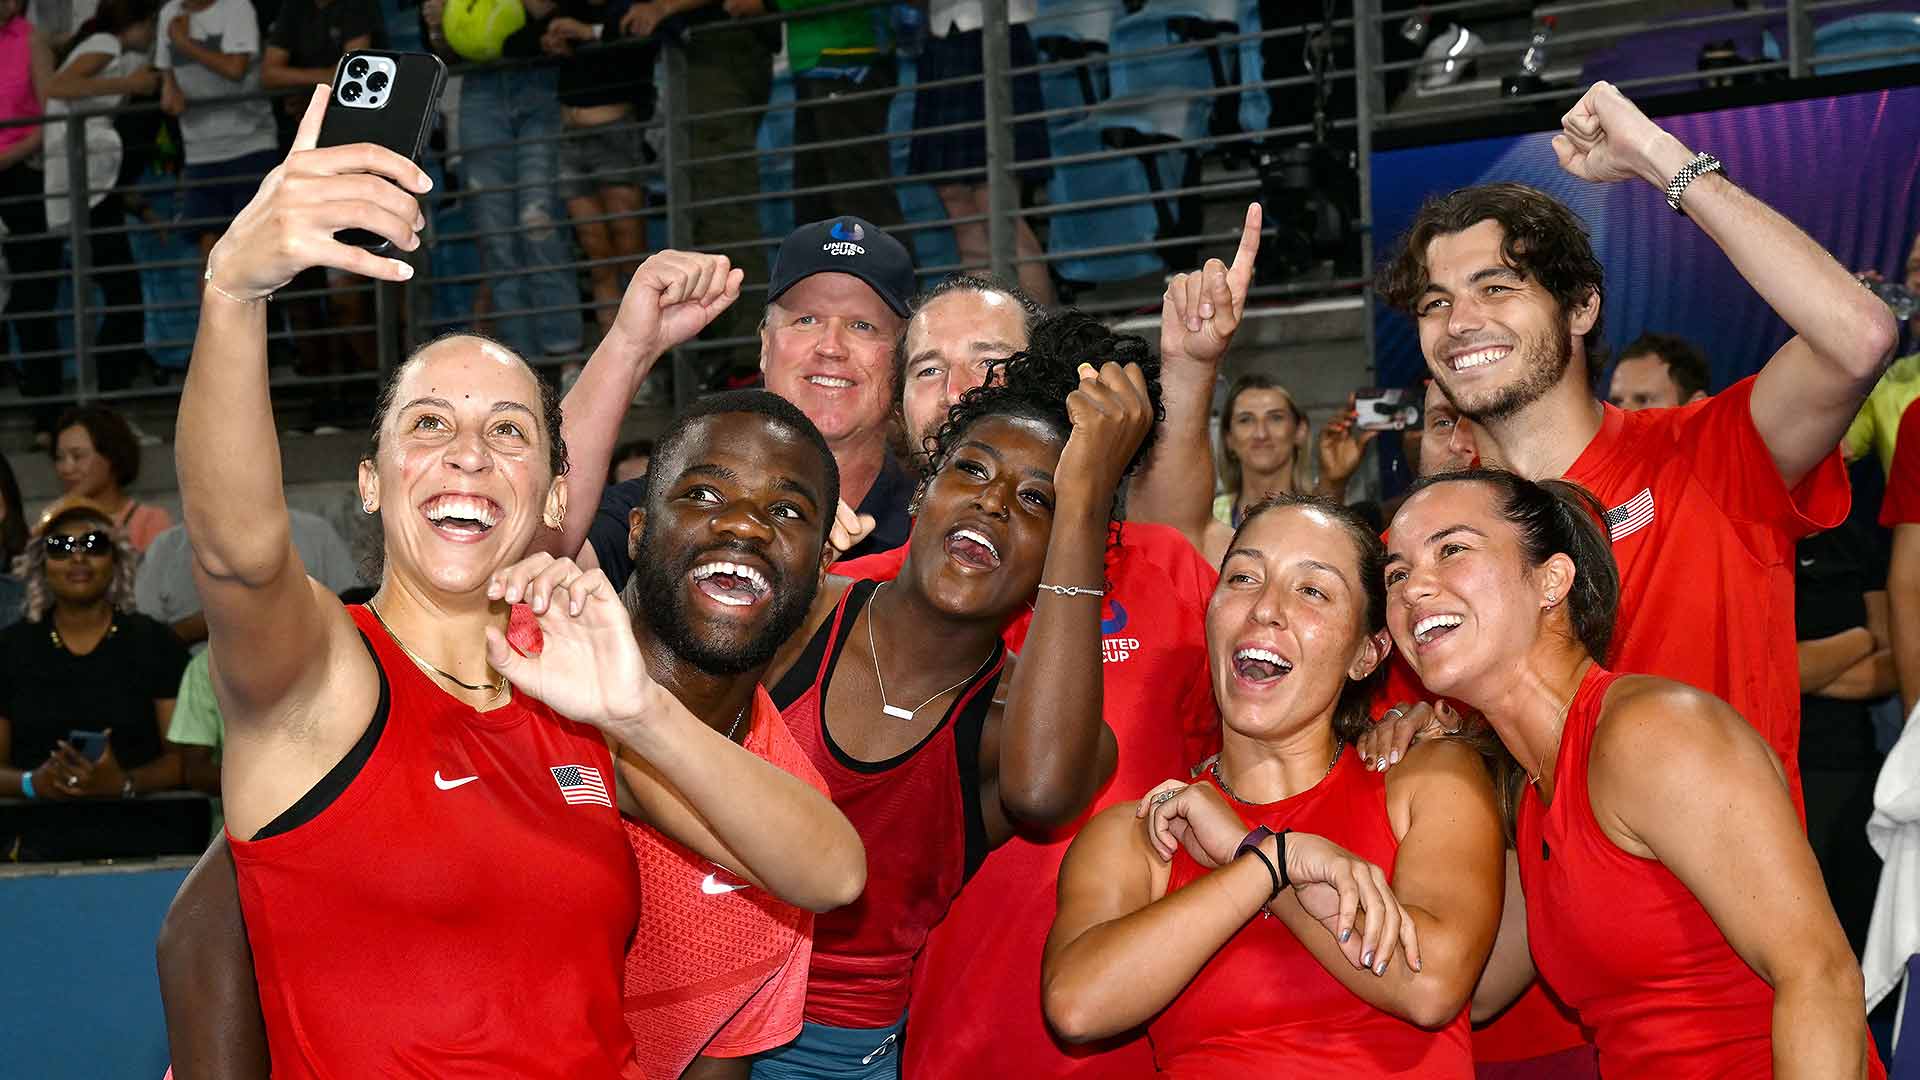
[0,497,189,807]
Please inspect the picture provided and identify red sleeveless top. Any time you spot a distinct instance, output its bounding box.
[1147,751,1473,1078]
[773,579,1005,1029]
[1518,663,1884,1079]
[228,606,643,1079]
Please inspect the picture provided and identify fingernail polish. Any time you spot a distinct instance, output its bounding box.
[1362,950,1373,967]
[1389,750,1400,765]
[1375,961,1387,976]
[1340,929,1351,943]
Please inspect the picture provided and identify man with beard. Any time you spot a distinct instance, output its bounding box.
[599,389,862,1078]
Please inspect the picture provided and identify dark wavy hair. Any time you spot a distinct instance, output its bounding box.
[54,405,141,490]
[926,309,1164,475]
[1377,182,1608,386]
[1617,331,1711,401]
[1227,493,1387,747]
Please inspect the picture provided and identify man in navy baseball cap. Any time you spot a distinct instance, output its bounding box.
[760,217,918,560]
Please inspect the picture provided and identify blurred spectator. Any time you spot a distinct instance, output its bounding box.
[28,0,95,52]
[743,0,900,228]
[429,0,583,362]
[43,0,162,393]
[260,0,378,378]
[0,453,30,629]
[607,436,652,485]
[910,0,1053,304]
[1845,229,1920,473]
[0,1,62,410]
[1407,376,1483,476]
[1606,331,1710,410]
[612,0,775,386]
[52,404,171,551]
[165,650,219,823]
[1,498,189,802]
[136,508,356,649]
[1212,374,1311,528]
[154,0,278,271]
[1797,474,1893,957]
[542,4,652,337]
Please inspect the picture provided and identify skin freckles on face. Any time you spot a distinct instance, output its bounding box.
[1414,220,1593,424]
[1382,482,1548,699]
[1205,506,1377,739]
[760,273,905,445]
[361,338,562,596]
[901,291,1030,455]
[907,414,1064,620]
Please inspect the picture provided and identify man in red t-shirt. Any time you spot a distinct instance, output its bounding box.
[1879,398,1920,712]
[845,275,1218,1080]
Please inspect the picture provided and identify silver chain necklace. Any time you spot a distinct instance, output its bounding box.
[725,703,747,742]
[1213,741,1344,804]
[865,582,997,722]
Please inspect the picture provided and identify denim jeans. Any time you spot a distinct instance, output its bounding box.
[458,67,581,357]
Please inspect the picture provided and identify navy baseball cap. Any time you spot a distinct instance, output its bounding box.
[766,217,915,318]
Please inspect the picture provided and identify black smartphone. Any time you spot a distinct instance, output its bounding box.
[67,729,110,763]
[1354,387,1423,432]
[314,50,447,251]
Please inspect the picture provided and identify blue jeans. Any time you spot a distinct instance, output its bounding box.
[750,1012,906,1080]
[457,67,580,357]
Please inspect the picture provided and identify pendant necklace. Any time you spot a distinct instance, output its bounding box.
[866,582,996,722]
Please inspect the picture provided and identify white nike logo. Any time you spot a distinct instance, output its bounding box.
[1799,557,1816,567]
[700,872,749,895]
[434,771,480,790]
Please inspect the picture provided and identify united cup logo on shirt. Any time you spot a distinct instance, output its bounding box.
[823,219,867,257]
[1101,600,1139,664]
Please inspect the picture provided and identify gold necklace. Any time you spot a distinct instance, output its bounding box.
[1528,691,1578,787]
[49,612,116,652]
[1213,740,1343,804]
[367,602,506,699]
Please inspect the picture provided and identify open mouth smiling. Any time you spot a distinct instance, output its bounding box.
[690,560,772,608]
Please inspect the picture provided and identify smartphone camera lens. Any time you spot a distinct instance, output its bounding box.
[367,70,389,93]
[346,56,370,80]
[340,80,363,103]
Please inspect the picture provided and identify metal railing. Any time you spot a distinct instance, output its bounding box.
[0,0,1914,423]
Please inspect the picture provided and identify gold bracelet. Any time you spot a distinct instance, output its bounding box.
[202,265,271,305]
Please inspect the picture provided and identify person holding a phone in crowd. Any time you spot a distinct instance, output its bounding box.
[0,496,189,805]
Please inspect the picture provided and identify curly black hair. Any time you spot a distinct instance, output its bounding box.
[923,309,1165,476]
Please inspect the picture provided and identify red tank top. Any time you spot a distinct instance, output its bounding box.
[1518,664,1883,1079]
[773,579,1005,1029]
[1147,752,1473,1078]
[228,606,643,1079]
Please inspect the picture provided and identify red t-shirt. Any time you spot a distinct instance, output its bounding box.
[1880,397,1920,526]
[229,606,644,1079]
[1149,757,1473,1077]
[1561,377,1848,812]
[622,686,825,1077]
[840,522,1221,1080]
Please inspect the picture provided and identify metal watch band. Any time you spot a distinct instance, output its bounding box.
[1665,152,1724,213]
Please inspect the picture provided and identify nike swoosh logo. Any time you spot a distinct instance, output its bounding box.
[1798,558,1816,567]
[700,872,749,895]
[434,771,479,790]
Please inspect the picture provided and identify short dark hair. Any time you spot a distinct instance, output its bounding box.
[54,405,141,489]
[1378,182,1608,386]
[1405,468,1620,663]
[1617,332,1710,400]
[894,273,1047,403]
[644,390,840,522]
[1228,493,1386,746]
[927,309,1164,474]
[608,438,655,486]
[363,331,569,478]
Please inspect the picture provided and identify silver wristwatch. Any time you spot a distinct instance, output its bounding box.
[1664,152,1724,213]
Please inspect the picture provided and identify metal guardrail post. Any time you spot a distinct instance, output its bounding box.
[1354,0,1378,377]
[982,0,1016,282]
[1787,0,1813,79]
[64,112,96,402]
[662,41,696,409]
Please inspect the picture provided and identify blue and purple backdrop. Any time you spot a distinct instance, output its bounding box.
[1370,81,1920,395]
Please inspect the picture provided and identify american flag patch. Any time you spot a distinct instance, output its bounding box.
[1604,487,1655,541]
[550,764,613,808]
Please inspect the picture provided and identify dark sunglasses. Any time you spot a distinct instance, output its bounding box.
[43,531,112,560]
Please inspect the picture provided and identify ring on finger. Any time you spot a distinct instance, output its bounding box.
[1381,707,1406,723]
[1150,788,1181,807]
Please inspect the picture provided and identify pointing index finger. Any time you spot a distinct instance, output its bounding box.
[1226,202,1262,299]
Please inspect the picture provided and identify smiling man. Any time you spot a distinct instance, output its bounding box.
[608,389,859,1078]
[759,216,917,560]
[1374,81,1899,816]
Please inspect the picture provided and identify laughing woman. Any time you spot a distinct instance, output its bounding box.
[750,327,1152,1078]
[1385,470,1880,1079]
[161,87,860,1079]
[1042,494,1504,1078]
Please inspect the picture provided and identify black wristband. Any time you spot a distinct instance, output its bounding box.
[1241,842,1280,904]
